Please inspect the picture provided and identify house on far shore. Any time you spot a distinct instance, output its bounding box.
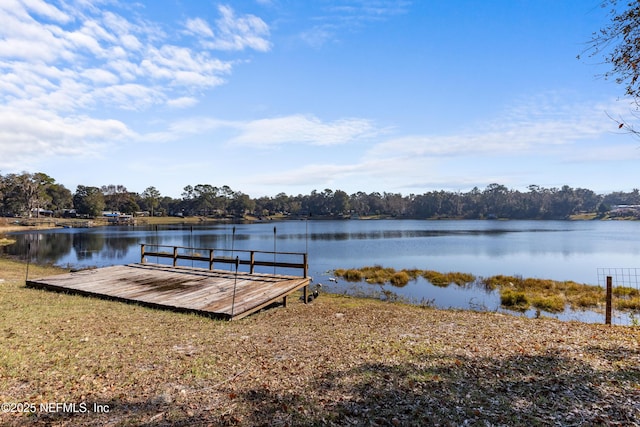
[31,208,54,218]
[611,205,640,217]
[102,211,134,224]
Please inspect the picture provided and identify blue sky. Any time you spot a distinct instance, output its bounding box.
[1,0,638,198]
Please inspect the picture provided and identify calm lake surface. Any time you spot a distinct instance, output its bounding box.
[6,219,640,324]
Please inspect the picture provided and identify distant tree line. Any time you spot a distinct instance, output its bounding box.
[1,171,639,220]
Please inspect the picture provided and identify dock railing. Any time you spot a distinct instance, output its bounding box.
[140,243,308,278]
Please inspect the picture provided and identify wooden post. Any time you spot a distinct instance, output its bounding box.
[140,244,146,264]
[250,251,255,274]
[606,276,612,325]
[209,249,214,270]
[173,246,178,267]
[303,285,308,304]
[303,253,308,278]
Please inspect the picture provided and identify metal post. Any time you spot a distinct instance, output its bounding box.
[155,225,159,264]
[25,242,31,283]
[231,256,239,318]
[230,226,236,271]
[606,276,612,325]
[303,253,308,278]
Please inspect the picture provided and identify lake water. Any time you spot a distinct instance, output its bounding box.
[5,219,640,324]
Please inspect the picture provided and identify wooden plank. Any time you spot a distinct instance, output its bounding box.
[26,263,310,320]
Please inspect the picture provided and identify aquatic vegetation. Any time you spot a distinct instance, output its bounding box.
[422,270,451,287]
[481,275,520,291]
[390,271,410,287]
[617,297,640,311]
[500,289,529,311]
[613,286,640,298]
[422,270,476,287]
[334,266,639,315]
[530,295,565,313]
[449,272,476,286]
[334,268,363,282]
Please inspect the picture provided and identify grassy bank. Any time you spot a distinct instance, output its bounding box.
[1,257,639,425]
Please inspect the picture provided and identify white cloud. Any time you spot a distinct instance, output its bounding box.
[167,96,199,109]
[367,96,626,160]
[200,5,271,52]
[0,1,272,167]
[228,114,379,147]
[184,17,214,38]
[148,114,381,147]
[81,68,120,85]
[0,107,133,169]
[14,0,71,23]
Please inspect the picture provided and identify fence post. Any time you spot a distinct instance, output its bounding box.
[140,244,146,264]
[173,246,178,267]
[250,251,255,274]
[209,249,214,270]
[606,276,612,325]
[303,253,308,278]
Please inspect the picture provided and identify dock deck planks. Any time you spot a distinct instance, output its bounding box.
[26,263,311,320]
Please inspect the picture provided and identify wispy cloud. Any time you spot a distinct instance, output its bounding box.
[299,0,411,47]
[150,114,382,147]
[192,5,271,52]
[227,114,380,147]
[367,95,627,160]
[244,94,640,193]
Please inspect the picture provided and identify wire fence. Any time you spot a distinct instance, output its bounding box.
[597,268,640,289]
[597,268,640,325]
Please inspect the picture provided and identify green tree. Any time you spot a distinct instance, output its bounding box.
[229,192,255,216]
[46,182,73,212]
[141,186,161,217]
[73,186,105,217]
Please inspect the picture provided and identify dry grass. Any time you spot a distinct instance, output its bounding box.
[1,256,640,426]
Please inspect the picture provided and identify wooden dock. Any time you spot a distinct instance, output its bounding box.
[27,263,311,320]
[26,244,312,320]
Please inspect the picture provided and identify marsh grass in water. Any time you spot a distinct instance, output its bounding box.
[333,266,640,314]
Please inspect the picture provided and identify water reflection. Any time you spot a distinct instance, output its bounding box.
[4,219,640,325]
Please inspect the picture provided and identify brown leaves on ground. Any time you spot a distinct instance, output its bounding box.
[1,269,639,426]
